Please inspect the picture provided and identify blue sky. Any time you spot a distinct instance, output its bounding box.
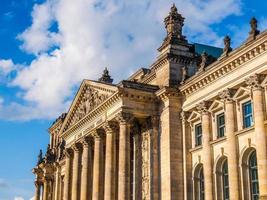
[0,0,267,199]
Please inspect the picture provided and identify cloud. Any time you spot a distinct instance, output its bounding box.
[0,59,17,75]
[1,0,244,120]
[14,197,24,200]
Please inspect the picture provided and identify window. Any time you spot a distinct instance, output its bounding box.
[195,124,202,147]
[217,113,225,138]
[243,101,253,128]
[222,161,229,200]
[199,168,205,200]
[249,151,259,200]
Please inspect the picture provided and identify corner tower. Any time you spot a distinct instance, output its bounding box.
[154,4,195,86]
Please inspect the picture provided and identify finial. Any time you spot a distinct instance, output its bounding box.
[158,4,187,51]
[98,67,113,84]
[37,149,43,165]
[199,51,208,72]
[248,17,260,40]
[223,35,232,56]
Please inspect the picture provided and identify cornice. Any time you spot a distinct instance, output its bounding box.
[179,30,267,96]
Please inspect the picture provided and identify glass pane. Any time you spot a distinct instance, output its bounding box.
[249,151,259,200]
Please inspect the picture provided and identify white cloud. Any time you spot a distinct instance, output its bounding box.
[14,197,24,200]
[1,0,244,120]
[0,59,16,75]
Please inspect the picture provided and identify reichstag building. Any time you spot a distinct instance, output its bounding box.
[32,4,267,200]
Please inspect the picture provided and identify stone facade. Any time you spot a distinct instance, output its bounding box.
[33,4,267,200]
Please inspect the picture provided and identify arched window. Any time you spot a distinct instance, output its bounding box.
[222,160,229,200]
[199,168,205,200]
[249,151,259,200]
[193,164,204,200]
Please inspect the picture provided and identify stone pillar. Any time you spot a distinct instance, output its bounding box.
[116,112,133,200]
[54,164,61,200]
[63,149,72,200]
[133,128,141,200]
[197,101,213,200]
[92,130,104,200]
[34,181,41,200]
[80,137,93,200]
[103,121,117,200]
[246,75,267,199]
[71,143,82,200]
[151,116,160,200]
[43,177,49,200]
[219,89,240,199]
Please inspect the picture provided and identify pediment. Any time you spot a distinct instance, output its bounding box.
[209,100,224,112]
[233,86,250,101]
[60,80,117,133]
[187,111,200,123]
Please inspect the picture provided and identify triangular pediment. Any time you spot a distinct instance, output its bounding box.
[233,86,250,100]
[209,100,224,112]
[60,80,118,133]
[187,111,200,122]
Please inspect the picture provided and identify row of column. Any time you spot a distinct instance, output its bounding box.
[62,112,133,200]
[195,74,267,200]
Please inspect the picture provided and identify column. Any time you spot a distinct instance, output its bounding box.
[54,165,61,200]
[71,143,82,200]
[92,130,104,200]
[104,122,117,200]
[34,181,41,200]
[197,101,213,200]
[133,127,141,200]
[219,89,240,199]
[63,149,72,200]
[151,116,160,200]
[43,178,49,200]
[116,112,133,200]
[246,75,267,199]
[80,137,93,200]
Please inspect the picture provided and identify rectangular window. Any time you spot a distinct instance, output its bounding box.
[195,124,202,147]
[243,101,253,128]
[217,113,225,138]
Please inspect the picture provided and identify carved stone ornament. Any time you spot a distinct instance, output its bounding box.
[196,101,210,114]
[103,121,118,134]
[37,149,43,165]
[249,17,260,40]
[57,139,66,161]
[180,111,189,123]
[223,35,232,56]
[245,74,264,90]
[115,112,133,124]
[98,67,113,84]
[199,51,208,72]
[68,86,109,128]
[181,66,188,84]
[44,144,56,163]
[218,89,235,102]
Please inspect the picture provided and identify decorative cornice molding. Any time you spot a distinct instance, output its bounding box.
[156,87,180,101]
[180,32,267,96]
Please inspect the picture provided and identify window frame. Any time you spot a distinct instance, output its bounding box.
[242,100,253,128]
[195,123,202,147]
[222,160,229,200]
[249,151,259,200]
[216,113,225,138]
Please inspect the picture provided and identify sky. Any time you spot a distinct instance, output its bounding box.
[0,0,267,199]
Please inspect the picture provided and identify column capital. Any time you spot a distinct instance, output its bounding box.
[196,101,211,115]
[180,111,189,123]
[81,136,92,148]
[71,142,83,152]
[245,74,265,91]
[218,88,236,103]
[103,121,118,134]
[151,115,160,126]
[91,129,104,140]
[116,111,133,124]
[65,148,73,158]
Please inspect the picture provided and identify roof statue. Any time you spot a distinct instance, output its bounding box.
[223,35,232,56]
[37,149,43,165]
[98,67,113,84]
[158,4,187,51]
[199,51,208,72]
[249,17,260,40]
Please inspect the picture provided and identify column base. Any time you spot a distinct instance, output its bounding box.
[260,195,267,200]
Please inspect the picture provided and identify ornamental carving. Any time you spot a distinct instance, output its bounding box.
[245,74,264,90]
[218,89,236,102]
[142,130,151,200]
[67,86,109,129]
[196,101,210,114]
